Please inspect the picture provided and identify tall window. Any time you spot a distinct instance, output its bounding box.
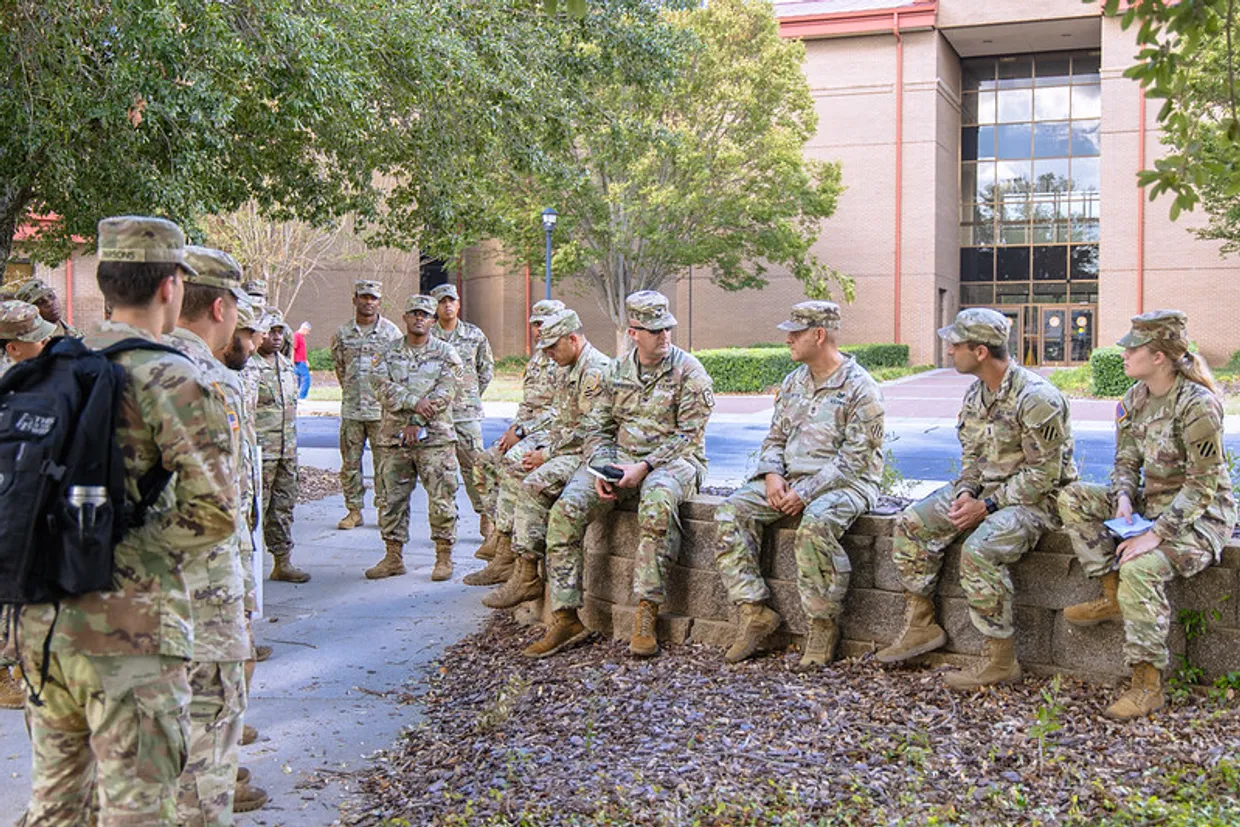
[959,52,1100,309]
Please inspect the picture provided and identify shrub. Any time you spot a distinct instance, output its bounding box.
[696,343,911,392]
[495,354,530,373]
[307,347,334,371]
[841,343,909,369]
[1048,365,1091,395]
[1226,348,1240,372]
[1089,345,1135,397]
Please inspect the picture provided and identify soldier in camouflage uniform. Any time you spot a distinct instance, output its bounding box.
[331,279,403,530]
[166,247,254,826]
[878,308,1076,691]
[430,283,494,530]
[1058,311,1236,720]
[247,309,309,582]
[713,302,885,667]
[481,309,612,609]
[12,216,237,824]
[525,291,714,660]
[466,299,563,582]
[15,277,82,339]
[366,294,463,581]
[0,300,56,710]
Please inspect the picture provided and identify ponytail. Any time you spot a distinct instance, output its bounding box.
[1175,351,1220,396]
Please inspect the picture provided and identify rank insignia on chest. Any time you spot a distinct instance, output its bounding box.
[1115,401,1129,424]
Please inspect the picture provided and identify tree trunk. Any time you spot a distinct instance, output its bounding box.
[614,326,629,358]
[0,184,34,284]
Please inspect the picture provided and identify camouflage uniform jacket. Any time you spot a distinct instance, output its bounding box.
[513,347,561,438]
[542,343,612,460]
[372,336,462,448]
[953,362,1076,511]
[432,320,493,422]
[330,316,403,421]
[583,345,714,474]
[754,356,886,509]
[1113,375,1236,561]
[0,353,11,379]
[165,327,250,661]
[228,363,261,610]
[248,350,298,460]
[16,322,237,659]
[54,319,82,339]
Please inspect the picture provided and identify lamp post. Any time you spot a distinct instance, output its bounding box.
[541,208,558,300]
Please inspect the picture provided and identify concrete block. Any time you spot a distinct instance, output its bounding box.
[605,511,640,559]
[873,538,906,592]
[678,520,720,572]
[1168,567,1239,627]
[682,495,725,522]
[1221,543,1240,570]
[1011,553,1093,610]
[1034,531,1076,557]
[939,597,1054,665]
[664,564,731,621]
[687,617,738,648]
[511,593,549,628]
[1050,614,1131,678]
[767,527,799,582]
[848,542,877,590]
[1187,626,1240,681]
[768,579,808,634]
[937,545,965,598]
[582,594,614,635]
[853,514,897,537]
[611,604,692,644]
[583,553,634,606]
[840,587,907,645]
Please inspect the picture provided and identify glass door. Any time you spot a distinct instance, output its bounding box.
[1070,308,1095,362]
[1041,307,1067,364]
[1000,309,1022,360]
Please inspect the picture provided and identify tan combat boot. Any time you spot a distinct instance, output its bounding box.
[336,509,364,530]
[365,541,407,579]
[431,540,454,582]
[254,646,272,663]
[1104,662,1165,721]
[480,513,494,539]
[522,608,592,659]
[796,617,840,670]
[944,636,1022,691]
[463,533,515,586]
[270,553,311,583]
[236,766,251,785]
[474,527,500,561]
[482,556,543,609]
[0,666,25,710]
[629,600,660,658]
[1064,571,1122,626]
[234,781,269,813]
[725,603,782,664]
[240,724,258,746]
[876,592,947,664]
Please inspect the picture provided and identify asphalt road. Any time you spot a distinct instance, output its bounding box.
[297,416,1240,486]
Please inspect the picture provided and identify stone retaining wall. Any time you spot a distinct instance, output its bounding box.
[515,496,1239,681]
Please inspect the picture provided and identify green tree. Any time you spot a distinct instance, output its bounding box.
[476,0,848,344]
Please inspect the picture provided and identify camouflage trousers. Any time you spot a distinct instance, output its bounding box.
[512,455,583,561]
[547,459,700,611]
[714,480,867,620]
[1058,481,1216,669]
[477,434,546,532]
[453,420,486,516]
[378,442,459,545]
[20,651,190,826]
[261,456,298,556]
[893,484,1052,639]
[339,418,387,512]
[176,661,246,827]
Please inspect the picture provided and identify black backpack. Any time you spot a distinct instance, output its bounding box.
[0,336,183,605]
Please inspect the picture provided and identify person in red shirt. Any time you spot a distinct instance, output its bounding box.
[293,321,311,399]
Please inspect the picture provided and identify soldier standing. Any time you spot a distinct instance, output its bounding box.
[713,302,885,667]
[331,280,403,530]
[482,309,611,609]
[15,278,82,338]
[0,300,56,711]
[166,246,255,825]
[430,283,494,534]
[247,309,309,582]
[13,216,236,824]
[525,291,714,660]
[1058,311,1236,720]
[466,299,564,582]
[877,308,1075,691]
[366,295,462,581]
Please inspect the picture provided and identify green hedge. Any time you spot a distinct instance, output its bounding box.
[1089,345,1136,397]
[696,343,910,393]
[307,347,333,371]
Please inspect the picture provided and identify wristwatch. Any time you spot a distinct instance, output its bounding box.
[983,497,998,514]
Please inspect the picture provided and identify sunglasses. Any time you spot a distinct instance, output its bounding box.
[629,325,673,334]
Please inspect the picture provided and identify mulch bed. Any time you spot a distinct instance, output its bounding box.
[297,465,343,503]
[346,614,1239,826]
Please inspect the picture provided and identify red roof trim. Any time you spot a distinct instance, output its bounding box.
[779,2,937,39]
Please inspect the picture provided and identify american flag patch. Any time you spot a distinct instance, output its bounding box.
[227,409,240,432]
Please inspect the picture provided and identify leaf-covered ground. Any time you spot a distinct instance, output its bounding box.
[349,614,1240,826]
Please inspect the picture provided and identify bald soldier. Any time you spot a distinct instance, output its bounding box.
[525,291,714,660]
[713,302,885,667]
[331,279,403,530]
[878,308,1076,690]
[15,277,82,339]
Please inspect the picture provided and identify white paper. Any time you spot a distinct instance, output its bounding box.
[1104,513,1155,540]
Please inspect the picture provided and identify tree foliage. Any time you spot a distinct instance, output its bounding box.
[473,0,848,334]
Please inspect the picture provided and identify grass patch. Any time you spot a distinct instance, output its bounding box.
[482,374,524,402]
[871,364,934,383]
[1049,365,1092,395]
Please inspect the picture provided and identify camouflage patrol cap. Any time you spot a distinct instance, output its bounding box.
[355,279,382,298]
[184,246,248,302]
[938,307,1010,347]
[1117,309,1189,349]
[243,279,268,301]
[0,300,56,342]
[265,307,291,334]
[235,296,266,332]
[14,279,55,304]
[777,301,841,332]
[625,290,676,331]
[537,309,583,349]
[529,299,566,325]
[405,294,438,315]
[96,216,197,276]
[430,283,459,302]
